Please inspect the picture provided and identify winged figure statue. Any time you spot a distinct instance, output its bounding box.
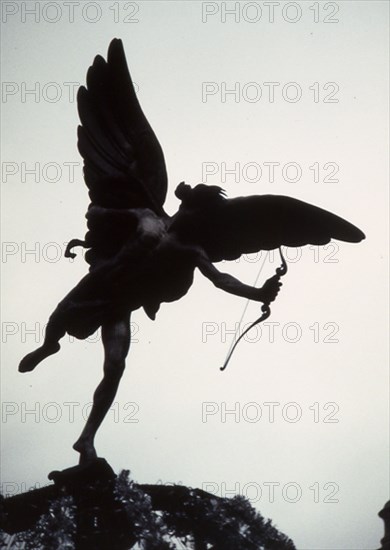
[18,39,365,464]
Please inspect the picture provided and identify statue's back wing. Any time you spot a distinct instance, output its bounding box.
[194,195,365,262]
[74,38,168,267]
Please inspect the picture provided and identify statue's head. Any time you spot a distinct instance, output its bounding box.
[175,182,226,208]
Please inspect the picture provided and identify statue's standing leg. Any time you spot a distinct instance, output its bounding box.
[73,312,131,464]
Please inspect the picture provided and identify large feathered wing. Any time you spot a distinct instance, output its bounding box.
[68,38,168,267]
[184,195,365,262]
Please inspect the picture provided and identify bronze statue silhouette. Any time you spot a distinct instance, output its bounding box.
[18,39,365,464]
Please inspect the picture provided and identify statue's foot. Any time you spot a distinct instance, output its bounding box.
[48,457,116,488]
[18,343,60,373]
[73,438,98,465]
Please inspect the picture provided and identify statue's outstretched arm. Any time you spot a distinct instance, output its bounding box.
[197,251,281,304]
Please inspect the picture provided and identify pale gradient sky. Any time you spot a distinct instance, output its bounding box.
[1,2,389,549]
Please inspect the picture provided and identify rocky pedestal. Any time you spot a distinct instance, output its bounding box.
[1,459,297,549]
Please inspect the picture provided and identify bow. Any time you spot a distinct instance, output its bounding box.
[221,248,287,371]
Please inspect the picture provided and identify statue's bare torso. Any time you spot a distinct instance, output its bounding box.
[117,208,199,318]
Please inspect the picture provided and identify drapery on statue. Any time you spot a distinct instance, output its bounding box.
[18,39,365,464]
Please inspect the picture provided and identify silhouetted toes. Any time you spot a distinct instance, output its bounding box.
[18,343,60,373]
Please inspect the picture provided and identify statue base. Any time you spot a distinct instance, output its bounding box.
[1,461,296,549]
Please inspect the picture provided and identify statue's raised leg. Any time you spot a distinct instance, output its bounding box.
[18,318,65,373]
[73,313,131,464]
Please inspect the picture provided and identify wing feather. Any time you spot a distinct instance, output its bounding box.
[73,38,168,268]
[176,194,365,262]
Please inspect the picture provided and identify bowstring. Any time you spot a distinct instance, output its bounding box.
[221,248,287,371]
[221,251,269,370]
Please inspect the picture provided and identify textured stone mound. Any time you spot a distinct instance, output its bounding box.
[0,459,296,549]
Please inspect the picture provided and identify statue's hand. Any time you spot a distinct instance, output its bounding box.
[257,275,282,304]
